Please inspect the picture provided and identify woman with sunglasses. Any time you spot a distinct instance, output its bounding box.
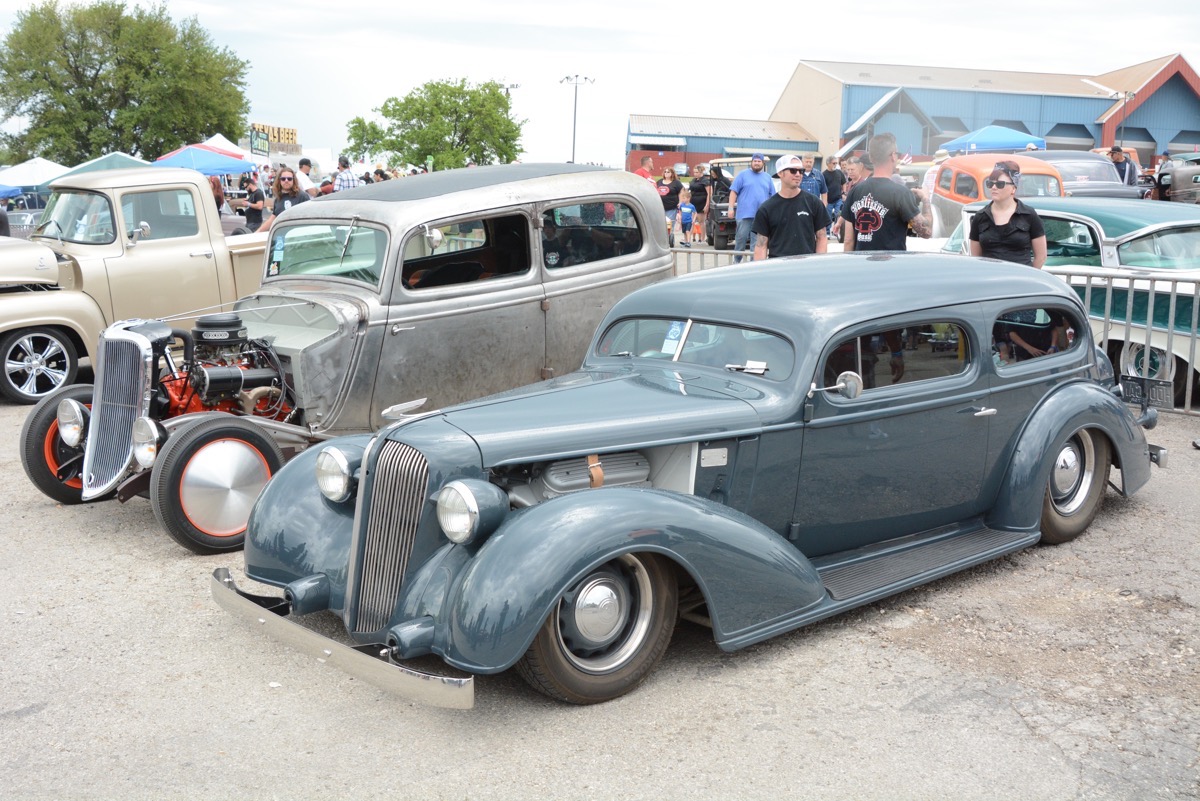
[258,167,311,230]
[968,160,1046,269]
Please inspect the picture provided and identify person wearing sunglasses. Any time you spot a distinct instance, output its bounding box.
[751,154,831,260]
[258,167,311,230]
[968,161,1046,269]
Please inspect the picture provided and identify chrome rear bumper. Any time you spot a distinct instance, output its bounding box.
[211,568,473,709]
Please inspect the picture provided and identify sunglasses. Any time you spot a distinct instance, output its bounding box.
[985,179,1014,189]
[782,168,803,175]
[280,176,294,181]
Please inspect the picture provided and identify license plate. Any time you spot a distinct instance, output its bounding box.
[1120,376,1174,409]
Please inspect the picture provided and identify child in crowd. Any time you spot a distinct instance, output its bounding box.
[677,189,697,249]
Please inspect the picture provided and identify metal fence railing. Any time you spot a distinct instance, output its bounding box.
[668,248,1200,415]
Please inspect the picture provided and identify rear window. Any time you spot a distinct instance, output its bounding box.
[1117,225,1200,269]
[954,173,979,199]
[1017,175,1061,197]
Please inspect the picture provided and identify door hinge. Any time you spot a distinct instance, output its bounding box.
[540,298,551,312]
[540,367,555,380]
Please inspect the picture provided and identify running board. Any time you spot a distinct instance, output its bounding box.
[816,527,1037,601]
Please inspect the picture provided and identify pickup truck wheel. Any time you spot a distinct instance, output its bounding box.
[19,384,95,505]
[516,553,676,704]
[149,416,284,554]
[1040,429,1110,545]
[1,327,79,404]
[714,233,730,251]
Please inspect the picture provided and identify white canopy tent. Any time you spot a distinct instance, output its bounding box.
[204,133,256,162]
[0,156,69,187]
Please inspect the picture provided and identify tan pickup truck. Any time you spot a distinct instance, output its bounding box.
[0,167,266,403]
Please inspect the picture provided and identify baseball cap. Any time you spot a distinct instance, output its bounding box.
[751,152,765,161]
[774,154,804,177]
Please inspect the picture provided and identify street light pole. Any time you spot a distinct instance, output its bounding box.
[561,75,594,163]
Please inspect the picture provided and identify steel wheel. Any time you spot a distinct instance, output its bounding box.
[150,415,284,554]
[1040,428,1110,544]
[19,384,95,504]
[1,327,79,404]
[516,553,676,704]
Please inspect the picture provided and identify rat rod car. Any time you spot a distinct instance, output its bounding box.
[213,254,1163,708]
[20,164,672,554]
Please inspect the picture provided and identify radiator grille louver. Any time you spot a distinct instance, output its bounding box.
[352,440,429,633]
[81,337,148,499]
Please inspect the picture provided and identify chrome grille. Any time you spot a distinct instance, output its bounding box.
[81,331,152,499]
[352,440,429,633]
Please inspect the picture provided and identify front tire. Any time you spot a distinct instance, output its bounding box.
[1,327,79,404]
[149,415,284,554]
[516,553,677,704]
[19,384,95,504]
[1040,429,1111,544]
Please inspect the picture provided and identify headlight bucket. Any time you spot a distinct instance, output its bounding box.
[315,446,358,503]
[436,479,509,545]
[56,399,90,448]
[131,416,167,469]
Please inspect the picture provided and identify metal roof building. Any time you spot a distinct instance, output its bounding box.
[624,115,815,172]
[769,54,1200,161]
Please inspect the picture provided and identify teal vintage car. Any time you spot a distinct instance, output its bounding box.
[944,197,1200,405]
[213,255,1162,708]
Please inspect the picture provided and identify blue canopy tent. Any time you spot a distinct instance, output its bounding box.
[1,184,21,199]
[153,146,255,176]
[941,125,1046,154]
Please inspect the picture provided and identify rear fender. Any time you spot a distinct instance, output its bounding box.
[437,487,826,673]
[988,383,1150,532]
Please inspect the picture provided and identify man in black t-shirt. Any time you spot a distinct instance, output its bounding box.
[752,155,831,259]
[243,176,265,232]
[840,133,931,251]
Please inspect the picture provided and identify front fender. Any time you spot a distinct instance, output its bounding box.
[988,382,1150,532]
[437,487,826,673]
[244,433,374,609]
[0,291,106,361]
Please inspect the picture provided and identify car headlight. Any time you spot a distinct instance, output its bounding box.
[315,446,356,503]
[436,479,509,545]
[56,399,89,448]
[131,417,167,469]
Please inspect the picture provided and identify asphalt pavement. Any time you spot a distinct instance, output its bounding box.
[0,399,1196,801]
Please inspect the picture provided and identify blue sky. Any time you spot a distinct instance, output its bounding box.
[2,0,1199,167]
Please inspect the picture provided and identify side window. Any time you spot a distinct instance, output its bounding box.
[120,189,200,240]
[937,168,953,192]
[541,201,643,269]
[823,322,970,392]
[1019,175,1061,197]
[1043,218,1100,263]
[954,173,979,199]
[401,213,530,289]
[993,305,1081,366]
[1117,225,1200,268]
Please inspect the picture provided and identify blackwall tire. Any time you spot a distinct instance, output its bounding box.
[0,327,79,404]
[515,553,677,704]
[19,384,95,505]
[149,415,284,554]
[1040,429,1111,545]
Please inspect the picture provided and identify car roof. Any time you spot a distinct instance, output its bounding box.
[336,162,610,202]
[940,153,1061,175]
[606,253,1078,343]
[965,196,1200,238]
[1020,150,1111,164]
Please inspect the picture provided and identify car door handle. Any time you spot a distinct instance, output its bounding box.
[973,407,997,417]
[190,250,214,259]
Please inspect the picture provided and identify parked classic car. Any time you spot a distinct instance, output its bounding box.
[929,154,1064,237]
[944,196,1200,405]
[20,164,673,554]
[1021,150,1148,199]
[213,254,1162,708]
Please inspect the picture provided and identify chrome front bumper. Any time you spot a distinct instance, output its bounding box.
[211,568,474,709]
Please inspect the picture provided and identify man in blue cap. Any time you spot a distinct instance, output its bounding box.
[728,153,775,262]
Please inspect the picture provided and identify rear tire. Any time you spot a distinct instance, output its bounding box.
[714,233,730,251]
[150,415,284,554]
[1040,429,1110,544]
[19,384,95,504]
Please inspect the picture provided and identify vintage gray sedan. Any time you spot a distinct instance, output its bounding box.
[21,164,672,553]
[214,254,1162,707]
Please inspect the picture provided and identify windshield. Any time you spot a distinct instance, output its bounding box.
[1017,175,1062,198]
[34,190,115,244]
[1117,225,1200,269]
[596,317,794,379]
[267,222,389,285]
[1055,161,1120,183]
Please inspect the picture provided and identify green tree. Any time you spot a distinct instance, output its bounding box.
[350,79,523,170]
[0,1,249,164]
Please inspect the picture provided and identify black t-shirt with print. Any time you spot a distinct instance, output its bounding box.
[689,175,711,211]
[840,177,920,251]
[751,191,831,257]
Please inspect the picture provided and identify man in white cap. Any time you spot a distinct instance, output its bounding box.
[752,155,831,260]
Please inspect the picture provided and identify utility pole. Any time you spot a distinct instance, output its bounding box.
[560,75,594,163]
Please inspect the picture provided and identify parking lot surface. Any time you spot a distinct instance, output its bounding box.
[0,399,1196,800]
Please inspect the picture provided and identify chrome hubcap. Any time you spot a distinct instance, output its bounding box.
[177,438,271,536]
[5,334,68,396]
[556,555,654,674]
[1050,431,1095,516]
[572,576,627,646]
[1052,446,1081,496]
